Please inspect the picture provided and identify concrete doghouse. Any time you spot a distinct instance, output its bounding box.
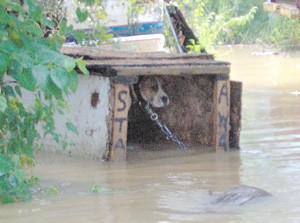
[56,46,241,161]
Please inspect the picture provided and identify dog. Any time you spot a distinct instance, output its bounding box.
[131,76,170,108]
[127,76,170,144]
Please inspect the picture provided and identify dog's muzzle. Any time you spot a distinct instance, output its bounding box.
[161,96,170,106]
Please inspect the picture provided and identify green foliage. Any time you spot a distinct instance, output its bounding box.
[0,153,31,203]
[75,0,113,46]
[171,0,300,52]
[128,0,146,25]
[0,0,94,204]
[47,186,60,196]
[170,0,257,53]
[91,184,113,193]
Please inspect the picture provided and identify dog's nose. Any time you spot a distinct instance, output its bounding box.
[161,96,169,105]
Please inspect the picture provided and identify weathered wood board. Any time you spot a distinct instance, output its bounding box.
[110,84,131,161]
[213,77,230,152]
[263,2,300,19]
[229,81,242,150]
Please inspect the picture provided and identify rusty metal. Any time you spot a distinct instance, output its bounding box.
[140,101,187,150]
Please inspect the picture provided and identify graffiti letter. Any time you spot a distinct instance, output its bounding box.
[114,117,128,133]
[117,90,128,112]
[218,112,228,132]
[114,138,125,150]
[218,112,229,151]
[219,133,228,151]
[219,83,229,106]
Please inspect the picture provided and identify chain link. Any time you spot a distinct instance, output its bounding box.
[140,102,187,150]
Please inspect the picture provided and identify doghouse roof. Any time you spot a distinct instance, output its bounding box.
[61,46,230,77]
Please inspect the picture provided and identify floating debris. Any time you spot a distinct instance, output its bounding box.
[212,185,272,205]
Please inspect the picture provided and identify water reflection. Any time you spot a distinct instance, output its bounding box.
[1,46,300,222]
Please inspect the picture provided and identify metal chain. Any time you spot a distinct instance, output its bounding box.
[139,102,187,150]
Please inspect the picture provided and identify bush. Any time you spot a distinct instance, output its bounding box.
[0,0,91,203]
[173,0,300,51]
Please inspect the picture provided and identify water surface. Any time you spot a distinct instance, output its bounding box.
[1,46,300,223]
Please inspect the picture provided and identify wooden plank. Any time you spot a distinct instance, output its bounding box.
[61,45,214,60]
[110,84,130,161]
[229,81,242,150]
[277,0,297,5]
[213,77,230,152]
[86,61,230,76]
[62,46,230,77]
[279,4,300,18]
[88,65,230,77]
[113,65,230,76]
[263,2,281,13]
[263,2,300,19]
[85,59,229,66]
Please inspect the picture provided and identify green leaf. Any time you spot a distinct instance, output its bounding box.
[68,70,78,93]
[0,53,8,74]
[6,1,24,16]
[24,22,43,37]
[14,85,22,97]
[64,57,76,72]
[45,78,62,100]
[31,65,49,88]
[7,27,23,47]
[12,50,34,69]
[27,0,42,22]
[1,196,15,204]
[18,69,36,91]
[0,40,19,55]
[73,30,85,43]
[76,58,89,75]
[66,122,78,135]
[0,153,15,177]
[91,184,113,194]
[3,85,15,97]
[76,8,89,23]
[0,94,7,112]
[8,174,18,187]
[27,176,39,186]
[58,19,67,35]
[0,154,14,176]
[50,68,69,91]
[84,0,95,4]
[41,17,55,30]
[48,186,59,196]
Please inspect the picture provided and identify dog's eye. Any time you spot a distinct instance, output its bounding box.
[151,85,158,91]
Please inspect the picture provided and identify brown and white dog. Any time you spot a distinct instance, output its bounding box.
[132,76,170,108]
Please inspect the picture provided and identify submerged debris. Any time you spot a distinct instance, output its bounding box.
[212,185,272,205]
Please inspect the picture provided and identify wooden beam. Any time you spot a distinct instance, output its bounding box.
[86,61,230,76]
[263,2,300,19]
[263,2,281,13]
[213,76,230,152]
[61,45,214,60]
[110,84,130,161]
[229,81,242,150]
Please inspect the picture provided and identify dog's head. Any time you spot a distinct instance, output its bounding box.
[138,76,170,108]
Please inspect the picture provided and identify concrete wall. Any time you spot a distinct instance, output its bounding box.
[56,75,111,158]
[21,75,112,159]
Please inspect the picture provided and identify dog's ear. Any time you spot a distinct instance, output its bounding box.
[129,84,138,103]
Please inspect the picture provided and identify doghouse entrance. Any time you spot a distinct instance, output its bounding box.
[127,75,215,147]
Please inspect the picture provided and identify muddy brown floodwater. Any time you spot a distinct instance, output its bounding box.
[1,46,300,223]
